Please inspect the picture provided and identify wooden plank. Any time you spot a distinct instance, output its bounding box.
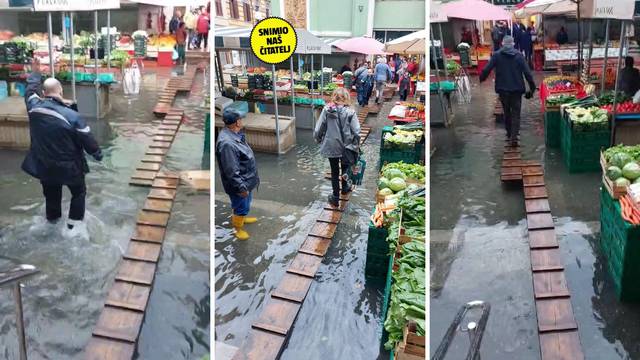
[531,248,564,272]
[105,280,151,312]
[137,162,161,171]
[271,272,313,303]
[287,252,323,278]
[154,130,175,137]
[146,148,168,156]
[339,191,352,201]
[115,259,156,285]
[150,141,172,149]
[533,271,571,299]
[501,174,523,182]
[137,210,170,227]
[92,306,144,342]
[529,229,559,249]
[522,166,545,176]
[148,188,177,200]
[527,212,555,230]
[84,337,136,360]
[323,200,348,212]
[230,329,286,360]
[141,155,164,163]
[131,170,157,180]
[124,241,162,263]
[162,120,181,126]
[159,125,179,131]
[152,177,179,189]
[503,153,522,160]
[131,224,166,243]
[523,175,545,187]
[317,209,342,224]
[536,298,578,333]
[524,186,548,199]
[525,199,551,214]
[153,135,174,142]
[251,297,301,336]
[502,159,524,167]
[298,236,332,257]
[129,178,154,187]
[539,331,584,360]
[143,198,173,213]
[308,222,337,239]
[156,171,180,179]
[501,167,522,176]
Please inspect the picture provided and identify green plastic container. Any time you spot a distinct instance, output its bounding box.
[560,113,610,173]
[544,109,561,148]
[204,113,211,152]
[381,255,393,347]
[365,252,390,278]
[367,220,389,256]
[600,188,640,301]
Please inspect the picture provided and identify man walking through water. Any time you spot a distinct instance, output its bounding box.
[22,58,103,236]
[215,108,260,241]
[480,35,536,147]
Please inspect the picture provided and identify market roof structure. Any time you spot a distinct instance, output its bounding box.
[295,28,331,54]
[333,36,386,55]
[385,29,426,55]
[441,0,511,21]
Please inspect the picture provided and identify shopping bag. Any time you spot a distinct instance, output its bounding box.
[123,62,141,95]
[633,89,640,104]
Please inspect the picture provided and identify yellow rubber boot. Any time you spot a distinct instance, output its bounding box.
[231,215,250,240]
[244,216,258,224]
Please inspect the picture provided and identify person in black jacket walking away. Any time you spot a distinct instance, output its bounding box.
[480,35,536,147]
[22,58,103,237]
[215,108,260,241]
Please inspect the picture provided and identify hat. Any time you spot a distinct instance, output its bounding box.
[223,108,243,125]
[502,35,514,47]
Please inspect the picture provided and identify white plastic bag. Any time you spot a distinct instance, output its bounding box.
[633,89,640,104]
[123,62,141,95]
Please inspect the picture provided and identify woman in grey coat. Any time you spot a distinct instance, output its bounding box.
[314,88,361,206]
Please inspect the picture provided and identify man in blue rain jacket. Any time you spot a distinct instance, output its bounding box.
[22,59,102,233]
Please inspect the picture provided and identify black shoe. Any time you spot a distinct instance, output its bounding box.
[327,195,339,207]
[341,187,353,195]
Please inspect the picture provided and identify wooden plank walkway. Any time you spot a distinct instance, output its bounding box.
[500,145,584,360]
[130,109,185,187]
[84,171,181,359]
[153,64,205,117]
[233,107,373,360]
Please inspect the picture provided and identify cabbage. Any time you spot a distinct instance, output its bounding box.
[615,177,631,188]
[383,168,406,180]
[606,166,623,181]
[378,177,390,190]
[611,153,634,169]
[622,162,640,180]
[634,177,640,184]
[378,188,393,196]
[389,178,407,192]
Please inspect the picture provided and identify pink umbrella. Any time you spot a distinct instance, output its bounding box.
[334,37,386,55]
[442,0,511,21]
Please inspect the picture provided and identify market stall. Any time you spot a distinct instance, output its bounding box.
[385,30,427,102]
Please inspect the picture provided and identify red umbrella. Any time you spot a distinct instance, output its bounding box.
[515,0,537,9]
[334,37,386,55]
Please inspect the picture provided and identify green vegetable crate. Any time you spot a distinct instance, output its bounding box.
[600,187,640,301]
[204,113,210,152]
[560,112,611,173]
[381,255,394,345]
[544,108,561,148]
[365,252,390,278]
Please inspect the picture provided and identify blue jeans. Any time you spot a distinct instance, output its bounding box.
[229,192,252,216]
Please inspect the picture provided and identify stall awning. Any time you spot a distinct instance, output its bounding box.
[216,26,252,38]
[295,28,331,54]
[386,30,426,55]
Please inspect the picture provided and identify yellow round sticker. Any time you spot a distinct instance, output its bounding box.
[250,17,297,64]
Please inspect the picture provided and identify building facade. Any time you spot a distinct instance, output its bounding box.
[270,0,425,41]
[214,0,271,27]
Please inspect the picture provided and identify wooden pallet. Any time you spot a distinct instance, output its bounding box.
[233,192,354,359]
[152,68,201,116]
[500,149,584,360]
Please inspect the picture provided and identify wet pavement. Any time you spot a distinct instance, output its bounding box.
[431,74,640,359]
[214,101,403,359]
[0,65,209,359]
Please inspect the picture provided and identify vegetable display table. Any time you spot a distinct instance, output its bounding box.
[0,96,28,149]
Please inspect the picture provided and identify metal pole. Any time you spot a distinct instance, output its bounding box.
[14,283,26,360]
[70,13,76,102]
[311,54,315,128]
[290,56,295,119]
[47,13,54,78]
[601,19,610,95]
[611,20,627,146]
[320,54,324,96]
[298,53,301,81]
[95,11,100,120]
[272,64,281,154]
[107,10,111,71]
[61,13,66,44]
[431,25,448,126]
[439,23,448,78]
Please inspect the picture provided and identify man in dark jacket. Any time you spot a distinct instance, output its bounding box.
[22,58,102,234]
[215,108,260,241]
[354,63,370,107]
[480,35,536,147]
[618,56,640,97]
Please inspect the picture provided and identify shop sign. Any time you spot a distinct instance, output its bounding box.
[33,0,120,12]
[581,0,635,20]
[490,0,524,5]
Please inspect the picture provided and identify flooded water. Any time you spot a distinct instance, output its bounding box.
[214,103,397,359]
[0,65,210,359]
[431,74,640,359]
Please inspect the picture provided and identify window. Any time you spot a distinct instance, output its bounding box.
[215,0,223,16]
[243,3,252,22]
[229,0,239,19]
[266,7,270,17]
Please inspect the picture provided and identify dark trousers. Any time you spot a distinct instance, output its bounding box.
[399,88,408,101]
[41,180,86,222]
[198,33,208,49]
[329,157,348,197]
[499,92,523,141]
[524,47,533,68]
